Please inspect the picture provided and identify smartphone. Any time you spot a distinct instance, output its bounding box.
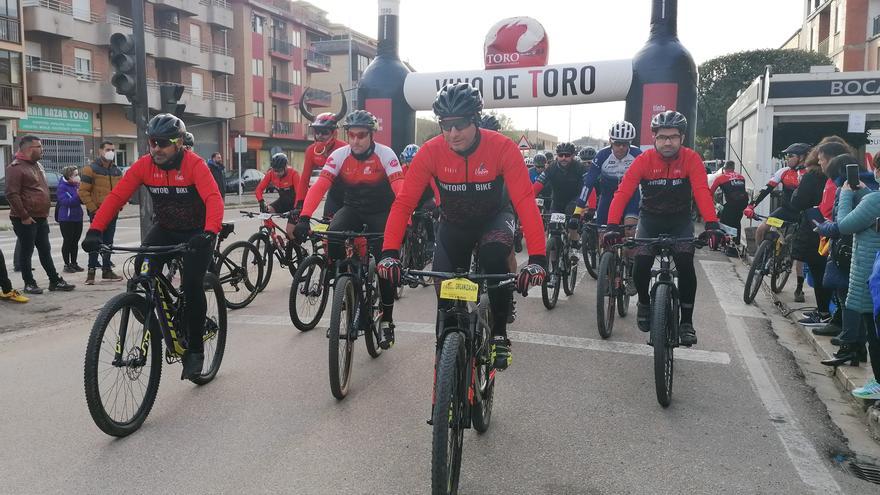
[875,217,880,233]
[846,164,861,189]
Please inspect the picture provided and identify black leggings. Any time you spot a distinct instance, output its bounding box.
[634,252,698,323]
[58,221,83,266]
[139,226,212,353]
[719,201,747,244]
[328,206,395,320]
[0,248,11,293]
[433,210,515,337]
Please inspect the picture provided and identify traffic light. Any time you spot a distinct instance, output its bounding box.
[159,83,186,116]
[109,33,137,101]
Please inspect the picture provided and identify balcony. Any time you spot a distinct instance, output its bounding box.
[270,120,301,139]
[873,15,880,38]
[25,57,109,105]
[198,0,233,29]
[150,0,200,16]
[303,87,331,107]
[269,37,295,60]
[0,15,21,43]
[270,79,294,100]
[304,49,330,72]
[146,79,234,118]
[0,83,25,112]
[817,37,829,55]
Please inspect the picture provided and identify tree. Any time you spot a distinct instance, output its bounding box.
[697,49,833,140]
[415,116,440,145]
[484,110,515,131]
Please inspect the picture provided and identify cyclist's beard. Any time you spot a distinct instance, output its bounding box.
[154,148,184,171]
[314,136,334,155]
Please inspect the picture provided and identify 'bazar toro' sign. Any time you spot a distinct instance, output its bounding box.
[19,104,93,134]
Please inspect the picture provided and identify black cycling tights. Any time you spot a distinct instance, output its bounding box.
[634,252,697,324]
[139,226,212,354]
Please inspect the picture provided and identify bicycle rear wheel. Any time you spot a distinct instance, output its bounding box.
[249,233,273,292]
[563,243,578,296]
[190,273,227,385]
[583,228,598,279]
[616,257,631,317]
[328,276,356,399]
[472,295,495,433]
[596,251,616,339]
[651,284,675,408]
[84,292,162,437]
[289,255,330,331]
[770,246,792,294]
[217,240,263,310]
[364,277,384,358]
[743,240,772,304]
[432,332,466,495]
[542,237,561,309]
[396,235,409,300]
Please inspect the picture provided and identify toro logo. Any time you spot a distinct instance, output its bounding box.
[484,17,548,70]
[474,163,489,176]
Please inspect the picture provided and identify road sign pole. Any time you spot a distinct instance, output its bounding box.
[236,135,243,205]
[132,0,151,241]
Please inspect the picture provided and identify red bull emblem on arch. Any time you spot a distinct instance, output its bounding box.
[484,17,549,70]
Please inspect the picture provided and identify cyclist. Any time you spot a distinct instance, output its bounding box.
[603,111,721,347]
[183,132,194,151]
[709,160,748,257]
[577,146,598,215]
[256,153,301,240]
[376,82,547,370]
[401,143,439,259]
[293,110,403,349]
[529,153,548,183]
[744,142,809,300]
[297,98,348,219]
[82,113,224,379]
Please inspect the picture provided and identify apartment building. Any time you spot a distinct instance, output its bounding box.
[782,0,880,71]
[309,26,377,114]
[0,0,25,172]
[22,0,235,172]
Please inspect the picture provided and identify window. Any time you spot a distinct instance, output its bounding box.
[0,49,22,110]
[357,54,371,75]
[74,48,92,80]
[291,107,301,123]
[272,104,278,122]
[833,6,838,34]
[190,23,201,45]
[253,101,264,118]
[251,58,263,76]
[32,136,85,172]
[0,0,19,43]
[0,0,20,19]
[72,0,90,21]
[25,41,40,66]
[291,69,301,86]
[252,14,265,34]
[191,72,203,97]
[291,30,301,47]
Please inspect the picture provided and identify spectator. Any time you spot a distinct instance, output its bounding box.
[207,152,226,201]
[56,166,85,273]
[0,248,28,303]
[5,135,75,294]
[79,140,123,285]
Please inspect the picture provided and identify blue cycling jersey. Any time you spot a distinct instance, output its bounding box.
[576,145,642,207]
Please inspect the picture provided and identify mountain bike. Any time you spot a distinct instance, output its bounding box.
[397,209,434,299]
[289,219,332,331]
[84,244,227,436]
[315,228,386,399]
[244,211,306,292]
[596,233,633,339]
[580,218,599,279]
[402,268,516,495]
[743,214,797,304]
[625,236,704,408]
[542,212,578,309]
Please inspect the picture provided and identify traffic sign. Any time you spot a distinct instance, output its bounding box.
[518,135,532,150]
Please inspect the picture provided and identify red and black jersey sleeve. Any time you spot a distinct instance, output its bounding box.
[255,170,274,201]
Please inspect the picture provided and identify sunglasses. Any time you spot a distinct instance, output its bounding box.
[148,137,179,148]
[313,129,333,136]
[557,153,572,158]
[347,130,370,140]
[611,140,630,146]
[784,153,798,158]
[438,118,471,132]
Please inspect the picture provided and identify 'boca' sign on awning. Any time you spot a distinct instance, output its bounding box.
[768,77,880,99]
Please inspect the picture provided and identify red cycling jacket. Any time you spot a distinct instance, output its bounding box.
[297,137,345,201]
[819,178,837,220]
[608,147,718,224]
[256,166,300,210]
[92,150,224,233]
[382,130,545,256]
[301,142,404,218]
[710,171,749,204]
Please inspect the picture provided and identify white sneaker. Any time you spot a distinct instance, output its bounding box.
[852,378,880,400]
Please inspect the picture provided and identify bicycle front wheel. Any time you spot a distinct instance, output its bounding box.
[651,283,675,408]
[596,251,616,339]
[84,292,162,437]
[617,257,631,317]
[249,233,273,292]
[328,276,356,399]
[471,295,495,433]
[190,273,228,385]
[563,243,578,296]
[289,255,330,331]
[583,228,598,279]
[432,332,466,495]
[542,237,561,310]
[217,240,263,309]
[743,240,772,304]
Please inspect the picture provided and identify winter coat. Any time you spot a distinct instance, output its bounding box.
[207,159,226,200]
[5,153,51,220]
[78,158,123,214]
[789,167,827,262]
[55,178,84,223]
[836,189,880,314]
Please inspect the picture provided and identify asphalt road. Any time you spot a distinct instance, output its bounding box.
[0,213,877,494]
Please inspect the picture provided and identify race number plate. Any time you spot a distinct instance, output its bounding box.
[140,258,150,275]
[535,198,544,207]
[767,217,784,228]
[258,213,272,220]
[550,212,567,224]
[439,278,479,302]
[311,222,329,232]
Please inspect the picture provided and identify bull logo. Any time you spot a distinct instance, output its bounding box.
[484,17,549,70]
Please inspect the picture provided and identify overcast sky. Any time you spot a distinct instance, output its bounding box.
[314,0,804,142]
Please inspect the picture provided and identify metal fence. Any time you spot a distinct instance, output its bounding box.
[34,136,87,173]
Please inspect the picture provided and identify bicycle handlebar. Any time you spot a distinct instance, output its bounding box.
[312,230,384,239]
[624,236,706,249]
[99,243,190,255]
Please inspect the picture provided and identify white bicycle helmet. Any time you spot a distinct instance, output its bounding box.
[609,121,636,142]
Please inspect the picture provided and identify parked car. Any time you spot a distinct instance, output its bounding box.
[225,168,265,193]
[0,170,61,206]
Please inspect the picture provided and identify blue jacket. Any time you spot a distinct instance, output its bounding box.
[836,189,880,314]
[55,178,83,223]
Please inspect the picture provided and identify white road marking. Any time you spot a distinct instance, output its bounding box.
[700,260,842,494]
[228,315,730,365]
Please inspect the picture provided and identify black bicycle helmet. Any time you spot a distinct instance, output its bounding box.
[543,151,553,161]
[342,110,378,131]
[183,132,194,147]
[556,142,576,155]
[433,83,483,119]
[146,113,186,139]
[479,114,500,131]
[270,152,289,170]
[532,154,547,166]
[782,142,811,156]
[650,110,687,134]
[579,146,597,161]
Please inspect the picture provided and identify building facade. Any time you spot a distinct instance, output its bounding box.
[22,0,236,172]
[0,0,26,173]
[783,0,880,71]
[308,27,377,114]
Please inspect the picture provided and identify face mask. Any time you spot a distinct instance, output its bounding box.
[103,150,116,162]
[70,175,81,184]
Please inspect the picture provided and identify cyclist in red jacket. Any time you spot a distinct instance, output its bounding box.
[297,91,348,218]
[603,111,722,347]
[256,153,300,239]
[376,83,547,370]
[82,114,223,379]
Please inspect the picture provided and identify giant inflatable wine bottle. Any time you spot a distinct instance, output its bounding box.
[623,0,697,149]
[357,0,414,156]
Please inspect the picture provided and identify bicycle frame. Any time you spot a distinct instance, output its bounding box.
[318,230,383,339]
